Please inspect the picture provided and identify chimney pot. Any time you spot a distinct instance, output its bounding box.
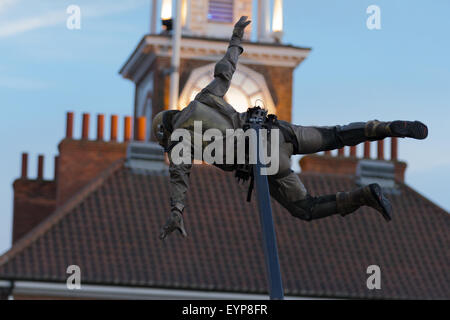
[97,114,105,141]
[364,141,371,158]
[338,148,345,157]
[21,153,28,179]
[377,139,385,160]
[37,155,44,180]
[350,145,357,157]
[136,117,146,142]
[66,112,74,139]
[124,116,132,142]
[54,156,59,181]
[111,115,118,141]
[391,137,398,161]
[324,150,331,156]
[82,113,90,140]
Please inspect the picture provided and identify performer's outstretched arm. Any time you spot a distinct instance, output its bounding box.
[160,153,192,240]
[196,16,251,98]
[159,17,251,240]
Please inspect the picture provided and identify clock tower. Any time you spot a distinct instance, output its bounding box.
[119,0,310,141]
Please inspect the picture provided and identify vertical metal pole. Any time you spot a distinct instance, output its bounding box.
[258,0,272,42]
[169,0,182,110]
[251,121,284,300]
[150,0,158,34]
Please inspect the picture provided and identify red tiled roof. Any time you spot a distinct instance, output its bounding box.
[0,161,448,299]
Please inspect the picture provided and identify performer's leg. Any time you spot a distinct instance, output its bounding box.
[292,183,391,221]
[269,172,392,221]
[291,120,428,154]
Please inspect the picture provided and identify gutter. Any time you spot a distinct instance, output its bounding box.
[2,281,318,300]
[0,280,13,300]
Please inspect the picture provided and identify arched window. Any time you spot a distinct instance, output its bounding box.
[179,63,276,114]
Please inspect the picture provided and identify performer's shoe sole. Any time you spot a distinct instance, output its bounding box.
[390,121,428,140]
[369,184,392,222]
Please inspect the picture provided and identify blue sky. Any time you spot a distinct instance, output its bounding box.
[0,0,449,254]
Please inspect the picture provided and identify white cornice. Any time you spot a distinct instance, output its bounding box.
[4,281,320,300]
[120,35,311,81]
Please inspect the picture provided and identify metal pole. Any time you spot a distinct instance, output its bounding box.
[251,119,284,300]
[150,0,157,34]
[258,0,272,42]
[169,0,182,110]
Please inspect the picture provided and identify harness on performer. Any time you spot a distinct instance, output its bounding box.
[236,107,277,202]
[237,106,299,202]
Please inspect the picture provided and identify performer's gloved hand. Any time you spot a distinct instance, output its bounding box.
[232,16,251,40]
[159,209,187,240]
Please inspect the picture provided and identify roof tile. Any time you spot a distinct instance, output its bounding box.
[0,164,448,299]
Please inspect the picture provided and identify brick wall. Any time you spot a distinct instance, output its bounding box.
[12,179,56,243]
[246,63,294,122]
[299,141,407,183]
[56,139,127,205]
[11,112,132,243]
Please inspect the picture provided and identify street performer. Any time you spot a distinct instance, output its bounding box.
[153,16,428,239]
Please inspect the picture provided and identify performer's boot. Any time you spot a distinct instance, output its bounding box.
[365,120,428,140]
[336,183,392,221]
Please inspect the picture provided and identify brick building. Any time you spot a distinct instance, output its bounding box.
[0,0,448,300]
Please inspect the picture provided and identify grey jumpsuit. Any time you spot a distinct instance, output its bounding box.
[166,32,390,221]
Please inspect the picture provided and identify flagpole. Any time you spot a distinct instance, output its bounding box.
[169,0,182,110]
[250,113,284,300]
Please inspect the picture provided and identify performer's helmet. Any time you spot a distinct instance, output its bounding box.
[152,110,169,147]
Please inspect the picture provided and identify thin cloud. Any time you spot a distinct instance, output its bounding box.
[0,10,64,37]
[0,0,20,15]
[0,0,147,38]
[0,76,49,90]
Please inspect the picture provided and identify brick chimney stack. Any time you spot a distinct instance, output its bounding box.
[13,111,137,243]
[13,154,57,243]
[300,138,407,183]
[56,112,133,204]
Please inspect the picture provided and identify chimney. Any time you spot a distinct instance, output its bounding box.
[377,140,384,160]
[126,116,165,172]
[13,153,57,243]
[124,116,132,142]
[97,114,105,141]
[350,145,356,157]
[136,116,146,142]
[21,153,28,179]
[56,112,130,205]
[111,115,118,142]
[54,156,59,182]
[82,113,90,140]
[37,155,44,180]
[300,137,407,183]
[66,112,74,139]
[364,141,371,158]
[391,137,398,161]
